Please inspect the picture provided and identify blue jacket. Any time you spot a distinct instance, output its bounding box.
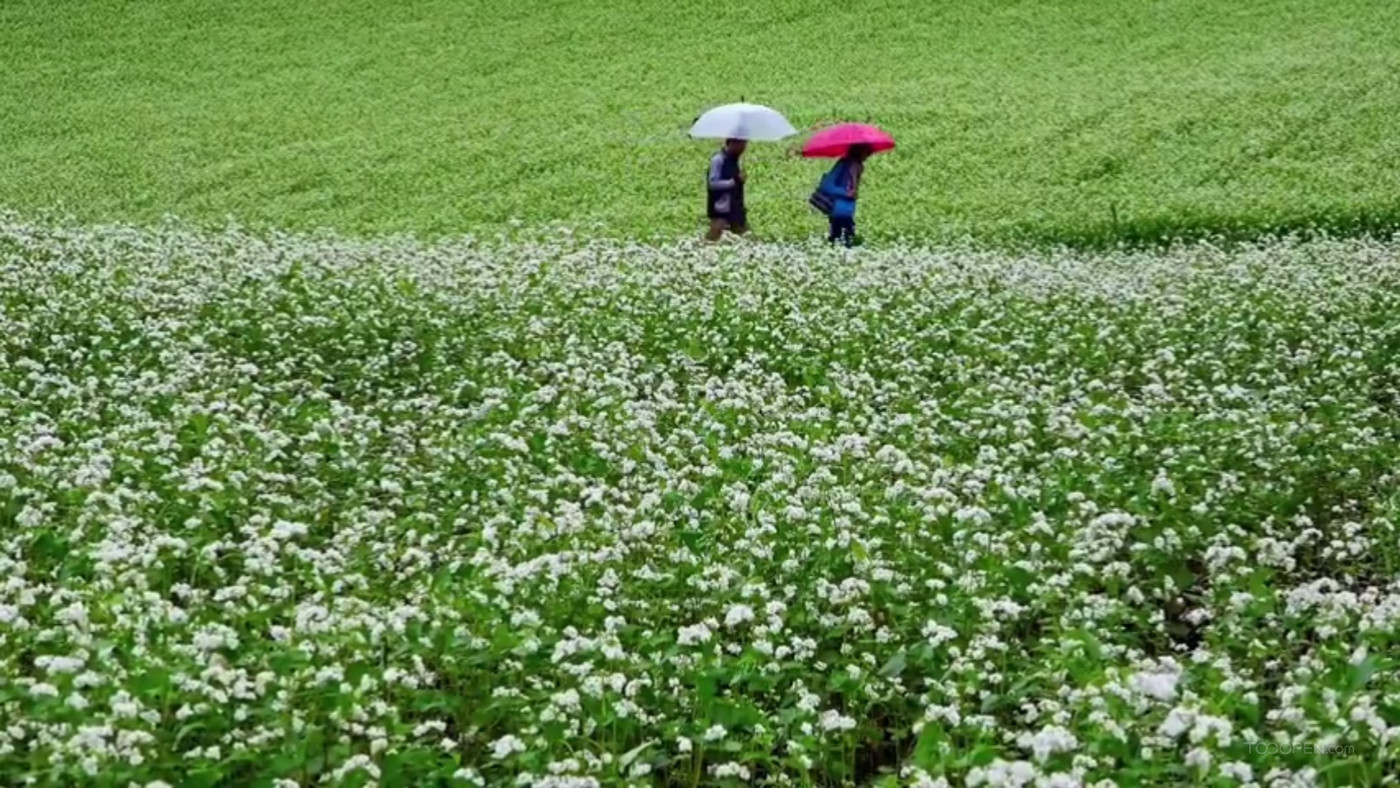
[820,160,859,219]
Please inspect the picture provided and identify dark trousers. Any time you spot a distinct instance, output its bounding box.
[828,216,855,247]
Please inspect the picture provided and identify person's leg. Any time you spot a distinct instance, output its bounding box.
[832,217,853,247]
[730,210,748,237]
[705,218,730,242]
[828,216,841,244]
[844,217,856,247]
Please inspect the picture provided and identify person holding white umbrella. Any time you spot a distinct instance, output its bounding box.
[705,138,749,240]
[689,102,796,241]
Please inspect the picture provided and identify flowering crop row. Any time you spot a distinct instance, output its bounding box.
[6,1,1400,246]
[2,216,1400,786]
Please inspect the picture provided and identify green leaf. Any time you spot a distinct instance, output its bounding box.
[696,673,717,704]
[1349,655,1384,691]
[619,740,654,769]
[878,650,907,679]
[1005,672,1040,704]
[911,723,944,767]
[851,540,869,563]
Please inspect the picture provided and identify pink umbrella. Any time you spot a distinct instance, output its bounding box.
[800,123,896,158]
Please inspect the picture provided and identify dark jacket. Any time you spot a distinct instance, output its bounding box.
[707,151,745,218]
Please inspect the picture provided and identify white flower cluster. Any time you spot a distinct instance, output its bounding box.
[1,214,1399,785]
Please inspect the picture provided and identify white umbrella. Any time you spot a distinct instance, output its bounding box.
[689,103,796,142]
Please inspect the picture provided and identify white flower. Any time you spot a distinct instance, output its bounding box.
[35,655,86,675]
[678,623,713,645]
[490,734,526,760]
[16,505,45,528]
[710,763,750,780]
[723,604,755,628]
[819,710,857,732]
[1219,762,1253,782]
[1017,725,1077,763]
[1131,671,1180,702]
[1159,708,1194,739]
[966,759,1038,787]
[270,519,309,540]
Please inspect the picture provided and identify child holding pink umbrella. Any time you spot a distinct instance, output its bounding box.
[804,124,895,247]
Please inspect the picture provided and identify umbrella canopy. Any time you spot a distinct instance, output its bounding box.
[801,123,896,158]
[689,103,797,142]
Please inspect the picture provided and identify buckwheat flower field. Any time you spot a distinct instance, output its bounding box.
[4,215,1400,787]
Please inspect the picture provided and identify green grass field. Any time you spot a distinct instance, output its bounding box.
[4,0,1400,245]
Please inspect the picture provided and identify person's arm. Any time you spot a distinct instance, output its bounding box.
[850,162,863,198]
[708,155,736,191]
